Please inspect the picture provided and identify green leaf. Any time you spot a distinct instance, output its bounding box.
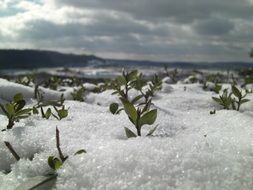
[15,100,26,111]
[241,99,250,104]
[232,86,241,98]
[120,98,137,123]
[131,95,143,104]
[212,97,223,105]
[44,108,52,119]
[33,107,39,114]
[5,103,15,115]
[146,125,159,136]
[0,104,9,117]
[48,156,62,170]
[139,109,157,127]
[141,99,152,113]
[74,149,87,155]
[111,91,118,95]
[124,127,137,138]
[16,108,32,117]
[116,76,126,86]
[127,70,138,81]
[13,93,24,103]
[109,103,119,114]
[57,109,68,119]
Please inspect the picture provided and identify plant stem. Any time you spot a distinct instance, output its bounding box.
[137,128,141,136]
[7,119,14,130]
[4,141,20,161]
[56,127,67,162]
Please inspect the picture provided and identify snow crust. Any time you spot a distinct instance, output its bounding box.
[0,78,253,190]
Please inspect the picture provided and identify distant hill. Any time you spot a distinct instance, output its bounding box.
[0,49,252,70]
[106,59,253,70]
[0,49,105,69]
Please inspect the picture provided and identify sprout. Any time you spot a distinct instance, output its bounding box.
[0,93,32,130]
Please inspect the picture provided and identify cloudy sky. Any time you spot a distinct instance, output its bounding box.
[0,0,253,62]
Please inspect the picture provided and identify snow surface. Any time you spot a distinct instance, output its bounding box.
[1,78,253,190]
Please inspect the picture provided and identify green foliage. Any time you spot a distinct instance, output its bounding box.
[40,106,68,120]
[44,76,60,90]
[71,86,85,102]
[120,98,158,137]
[231,85,250,111]
[48,156,63,170]
[112,70,139,101]
[48,128,86,171]
[213,84,222,94]
[212,86,250,111]
[147,75,162,97]
[0,93,32,130]
[206,73,223,83]
[212,89,233,110]
[33,93,68,120]
[15,75,34,86]
[109,103,123,114]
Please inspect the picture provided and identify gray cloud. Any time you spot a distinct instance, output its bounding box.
[193,17,235,36]
[53,0,253,23]
[0,0,253,62]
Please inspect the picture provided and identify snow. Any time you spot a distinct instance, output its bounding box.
[1,76,253,190]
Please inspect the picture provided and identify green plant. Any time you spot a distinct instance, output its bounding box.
[40,106,68,120]
[212,86,250,111]
[112,70,138,101]
[15,75,34,86]
[147,75,162,97]
[213,83,222,94]
[212,89,233,110]
[48,127,86,171]
[120,98,158,137]
[71,86,85,102]
[231,85,250,111]
[33,93,68,120]
[0,93,32,130]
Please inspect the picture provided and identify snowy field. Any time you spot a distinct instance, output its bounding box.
[0,70,253,190]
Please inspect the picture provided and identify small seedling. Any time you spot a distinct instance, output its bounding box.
[16,75,33,86]
[48,127,86,171]
[40,106,68,120]
[212,89,233,110]
[112,70,138,101]
[213,84,222,94]
[71,86,85,102]
[120,98,158,137]
[147,75,162,97]
[212,86,250,111]
[44,76,60,90]
[34,93,68,120]
[210,110,216,115]
[231,85,250,111]
[52,106,69,120]
[0,93,32,130]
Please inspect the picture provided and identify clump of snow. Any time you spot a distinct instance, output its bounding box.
[0,79,72,101]
[0,77,253,190]
[162,76,173,84]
